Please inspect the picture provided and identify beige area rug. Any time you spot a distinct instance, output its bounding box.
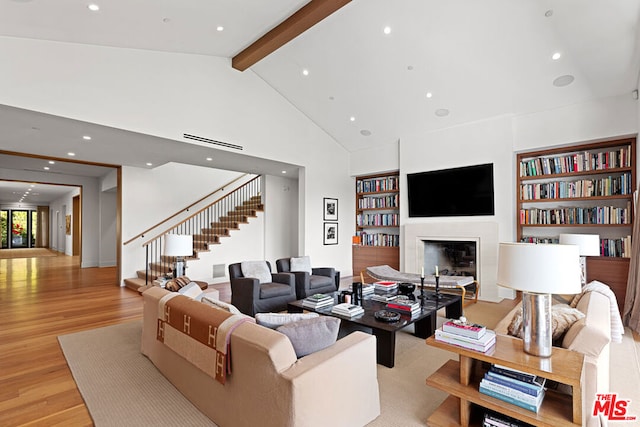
[58,302,640,426]
[0,248,59,259]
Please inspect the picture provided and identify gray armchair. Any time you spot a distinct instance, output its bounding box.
[228,261,296,316]
[276,257,339,299]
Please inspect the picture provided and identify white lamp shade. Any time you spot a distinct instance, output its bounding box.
[164,234,193,257]
[558,233,600,256]
[497,242,581,294]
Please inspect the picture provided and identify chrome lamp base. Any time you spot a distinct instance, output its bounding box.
[522,292,552,357]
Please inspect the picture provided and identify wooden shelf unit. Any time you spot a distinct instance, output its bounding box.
[353,171,400,277]
[516,137,636,308]
[425,334,585,427]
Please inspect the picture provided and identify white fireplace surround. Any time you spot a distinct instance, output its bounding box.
[404,222,505,302]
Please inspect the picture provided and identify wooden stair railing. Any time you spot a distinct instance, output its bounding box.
[126,175,263,288]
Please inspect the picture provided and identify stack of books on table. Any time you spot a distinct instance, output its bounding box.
[385,297,421,316]
[331,303,365,318]
[435,319,496,353]
[374,281,398,293]
[359,283,375,296]
[479,364,546,413]
[371,293,397,303]
[302,293,334,309]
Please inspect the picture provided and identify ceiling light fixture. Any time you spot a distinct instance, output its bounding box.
[350,116,356,122]
[48,160,55,164]
[44,167,50,170]
[67,152,75,156]
[383,26,391,35]
[88,4,99,12]
[302,69,309,76]
[83,135,92,140]
[281,171,287,174]
[206,157,212,161]
[426,92,433,98]
[217,26,224,32]
[435,108,450,117]
[552,52,561,60]
[553,75,575,87]
[146,163,153,166]
[360,129,372,136]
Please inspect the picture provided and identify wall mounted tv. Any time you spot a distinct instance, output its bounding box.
[407,163,495,217]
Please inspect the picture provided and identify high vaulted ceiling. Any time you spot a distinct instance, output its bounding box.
[0,0,639,168]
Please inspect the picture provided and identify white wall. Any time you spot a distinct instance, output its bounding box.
[0,37,354,280]
[99,189,117,267]
[50,187,80,256]
[264,174,298,263]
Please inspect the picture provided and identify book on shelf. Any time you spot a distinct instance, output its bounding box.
[435,328,496,353]
[442,318,486,339]
[331,303,364,317]
[374,281,398,292]
[484,371,545,397]
[479,378,545,406]
[482,410,534,427]
[489,364,546,387]
[478,384,545,413]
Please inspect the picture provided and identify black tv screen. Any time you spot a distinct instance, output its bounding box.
[407,163,495,217]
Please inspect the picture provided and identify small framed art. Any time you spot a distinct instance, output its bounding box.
[323,197,338,221]
[323,222,338,245]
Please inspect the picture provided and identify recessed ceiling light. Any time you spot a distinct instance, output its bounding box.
[383,26,391,35]
[30,184,35,187]
[407,65,414,71]
[83,135,92,140]
[216,26,224,32]
[435,108,450,117]
[426,92,433,98]
[553,75,575,87]
[360,129,372,136]
[44,166,50,170]
[281,170,287,174]
[302,69,309,76]
[206,157,212,161]
[350,116,356,122]
[146,162,153,166]
[48,160,55,164]
[88,4,99,12]
[552,52,561,60]
[67,152,75,156]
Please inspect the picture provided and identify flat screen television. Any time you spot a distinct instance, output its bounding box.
[407,163,495,217]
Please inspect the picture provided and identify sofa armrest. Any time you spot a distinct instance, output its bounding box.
[312,267,335,279]
[231,277,261,315]
[281,331,380,426]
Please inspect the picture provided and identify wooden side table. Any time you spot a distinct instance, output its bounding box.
[425,334,584,426]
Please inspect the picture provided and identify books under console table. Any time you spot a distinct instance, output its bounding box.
[353,171,400,276]
[516,137,636,310]
[425,334,584,427]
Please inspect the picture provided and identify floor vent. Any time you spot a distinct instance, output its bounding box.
[183,134,243,151]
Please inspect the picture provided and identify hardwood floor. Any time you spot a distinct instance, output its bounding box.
[0,254,142,426]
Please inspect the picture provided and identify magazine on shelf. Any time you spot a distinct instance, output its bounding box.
[490,364,546,387]
[478,385,544,413]
[442,318,486,339]
[479,378,545,407]
[484,371,545,396]
[435,329,496,353]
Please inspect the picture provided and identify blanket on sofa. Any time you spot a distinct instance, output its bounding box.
[571,280,624,343]
[157,293,253,384]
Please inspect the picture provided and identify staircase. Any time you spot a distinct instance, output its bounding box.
[123,176,263,292]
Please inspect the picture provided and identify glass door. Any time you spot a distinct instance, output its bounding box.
[10,210,29,248]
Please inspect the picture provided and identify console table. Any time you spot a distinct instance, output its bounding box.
[425,334,584,426]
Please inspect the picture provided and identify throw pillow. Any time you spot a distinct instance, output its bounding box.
[290,256,312,274]
[255,312,319,329]
[507,304,585,341]
[178,282,204,301]
[276,316,340,358]
[201,297,242,315]
[240,261,272,284]
[165,276,192,292]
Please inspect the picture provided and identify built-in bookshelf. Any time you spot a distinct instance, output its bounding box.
[516,137,636,309]
[353,171,400,276]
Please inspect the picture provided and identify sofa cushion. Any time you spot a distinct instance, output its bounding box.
[260,282,292,298]
[255,312,319,329]
[201,297,242,315]
[276,316,341,357]
[290,256,312,274]
[241,261,271,284]
[507,303,585,342]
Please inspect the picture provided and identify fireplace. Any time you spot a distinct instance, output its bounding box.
[423,239,477,278]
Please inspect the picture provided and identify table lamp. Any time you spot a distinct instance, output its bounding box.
[164,234,193,278]
[496,242,581,357]
[558,233,600,285]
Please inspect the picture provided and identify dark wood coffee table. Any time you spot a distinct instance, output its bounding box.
[288,291,462,368]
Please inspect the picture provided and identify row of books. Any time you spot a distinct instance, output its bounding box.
[435,319,496,353]
[356,232,400,247]
[356,176,399,193]
[518,236,632,258]
[301,293,334,309]
[519,172,632,200]
[330,303,364,318]
[356,213,399,227]
[479,364,546,413]
[519,145,631,177]
[482,410,535,427]
[358,194,399,209]
[519,204,632,226]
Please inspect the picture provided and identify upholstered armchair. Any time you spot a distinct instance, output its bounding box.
[228,261,296,316]
[276,256,339,299]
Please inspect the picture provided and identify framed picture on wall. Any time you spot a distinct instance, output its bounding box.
[323,222,338,245]
[323,197,338,221]
[65,215,71,235]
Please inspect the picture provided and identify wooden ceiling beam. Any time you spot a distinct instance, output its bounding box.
[232,0,352,71]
